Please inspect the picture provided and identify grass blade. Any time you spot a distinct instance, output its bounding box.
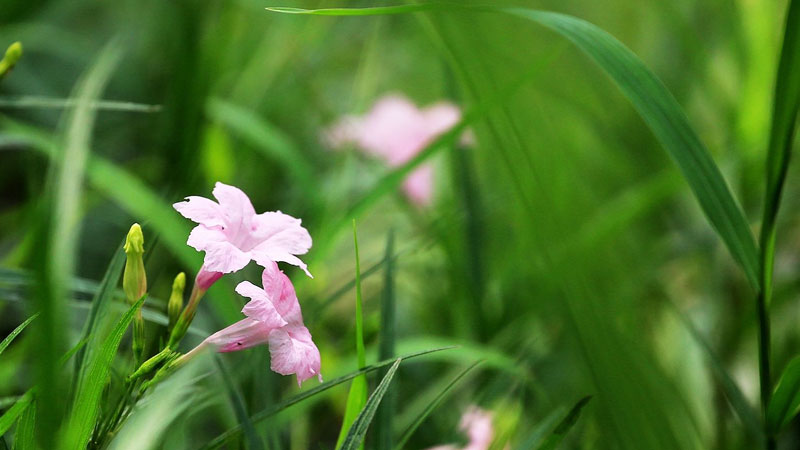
[394,361,481,450]
[340,359,402,450]
[0,313,38,357]
[536,396,592,450]
[71,245,125,397]
[336,222,368,449]
[267,3,761,290]
[12,399,36,450]
[375,231,396,450]
[200,347,454,450]
[0,391,33,436]
[214,357,264,450]
[60,295,146,450]
[766,356,800,435]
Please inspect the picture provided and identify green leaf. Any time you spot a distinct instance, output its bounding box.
[13,399,36,450]
[340,359,402,450]
[394,361,481,450]
[71,245,126,397]
[537,396,592,450]
[266,4,760,290]
[375,231,396,450]
[0,313,38,357]
[200,347,454,450]
[767,356,800,434]
[759,0,800,298]
[0,391,33,436]
[214,357,264,450]
[336,223,368,450]
[60,295,146,450]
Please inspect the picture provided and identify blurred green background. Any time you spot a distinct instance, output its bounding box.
[1,0,798,448]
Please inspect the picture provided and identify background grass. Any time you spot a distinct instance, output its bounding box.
[1,0,799,448]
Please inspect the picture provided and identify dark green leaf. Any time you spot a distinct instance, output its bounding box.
[767,356,800,434]
[340,359,402,450]
[537,396,592,450]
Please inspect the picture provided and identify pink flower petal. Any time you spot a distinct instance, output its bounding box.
[200,240,251,274]
[268,325,321,386]
[402,164,434,207]
[460,407,494,450]
[173,196,226,228]
[236,281,288,329]
[251,212,312,277]
[186,225,227,251]
[205,318,273,352]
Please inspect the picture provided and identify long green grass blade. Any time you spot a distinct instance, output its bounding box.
[33,41,122,448]
[200,347,454,450]
[375,231,396,450]
[266,4,760,290]
[0,391,33,436]
[71,245,125,397]
[394,361,481,450]
[766,356,800,435]
[0,314,37,357]
[537,396,592,450]
[214,357,263,450]
[12,399,36,450]
[340,359,402,450]
[336,222,369,449]
[760,0,800,303]
[60,295,146,450]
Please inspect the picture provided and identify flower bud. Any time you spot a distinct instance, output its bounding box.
[123,223,147,304]
[0,42,22,79]
[167,272,186,333]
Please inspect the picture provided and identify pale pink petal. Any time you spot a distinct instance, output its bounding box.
[213,182,256,235]
[251,212,312,277]
[402,164,434,207]
[460,407,494,450]
[236,281,288,328]
[268,325,321,386]
[205,318,273,352]
[186,225,227,251]
[200,240,251,274]
[423,102,461,136]
[260,261,287,303]
[322,115,362,150]
[173,196,226,228]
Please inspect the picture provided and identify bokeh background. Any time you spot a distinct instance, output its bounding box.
[1,0,799,448]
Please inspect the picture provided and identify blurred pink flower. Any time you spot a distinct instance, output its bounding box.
[173,182,312,281]
[324,94,467,206]
[426,406,495,450]
[203,262,322,385]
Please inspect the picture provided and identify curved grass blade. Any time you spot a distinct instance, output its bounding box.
[760,0,800,300]
[13,399,36,450]
[341,359,402,450]
[71,245,125,396]
[200,347,454,450]
[0,313,38,357]
[60,295,146,450]
[394,361,481,450]
[537,396,592,450]
[0,391,33,436]
[766,356,800,435]
[266,4,760,290]
[0,97,161,112]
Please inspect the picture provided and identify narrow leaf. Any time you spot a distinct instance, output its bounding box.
[13,399,36,450]
[767,356,800,434]
[200,347,454,450]
[341,359,402,450]
[375,231,396,450]
[0,391,33,436]
[0,314,38,356]
[60,295,146,450]
[537,396,592,450]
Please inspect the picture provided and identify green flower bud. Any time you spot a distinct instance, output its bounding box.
[0,42,22,79]
[167,272,186,333]
[123,223,147,304]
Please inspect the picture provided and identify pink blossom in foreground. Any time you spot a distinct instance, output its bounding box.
[203,262,321,385]
[427,406,495,450]
[324,94,466,206]
[173,182,312,285]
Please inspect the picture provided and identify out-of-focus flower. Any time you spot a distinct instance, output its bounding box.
[202,262,321,386]
[427,406,495,450]
[174,182,313,280]
[324,94,467,206]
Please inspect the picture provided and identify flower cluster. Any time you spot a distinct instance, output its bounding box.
[135,182,321,386]
[324,94,468,206]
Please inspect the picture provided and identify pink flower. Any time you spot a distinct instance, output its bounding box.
[427,406,495,450]
[173,182,312,279]
[324,94,466,206]
[203,262,321,385]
